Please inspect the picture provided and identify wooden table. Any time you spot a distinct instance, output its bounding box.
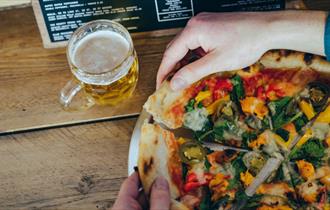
[0,2,329,209]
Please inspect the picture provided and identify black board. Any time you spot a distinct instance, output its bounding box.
[32,0,284,48]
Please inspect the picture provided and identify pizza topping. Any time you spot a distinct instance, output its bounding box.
[183,172,213,192]
[242,151,266,176]
[248,132,266,149]
[257,205,292,210]
[240,170,254,187]
[265,84,286,101]
[316,104,330,123]
[297,180,320,203]
[299,100,315,120]
[257,182,294,197]
[307,81,329,109]
[208,173,230,201]
[296,160,315,180]
[241,97,269,120]
[320,174,330,188]
[179,141,206,164]
[206,95,230,115]
[312,122,330,140]
[183,108,209,131]
[195,90,212,105]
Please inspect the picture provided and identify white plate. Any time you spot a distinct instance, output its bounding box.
[127,110,151,175]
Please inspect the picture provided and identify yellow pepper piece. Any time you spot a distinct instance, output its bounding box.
[206,95,230,115]
[275,123,297,149]
[326,137,330,147]
[195,90,211,104]
[316,104,330,123]
[296,128,313,147]
[325,204,330,210]
[273,133,288,149]
[240,171,254,187]
[240,97,269,119]
[209,173,229,201]
[296,160,315,180]
[248,132,266,149]
[257,205,293,210]
[177,137,186,145]
[299,100,315,120]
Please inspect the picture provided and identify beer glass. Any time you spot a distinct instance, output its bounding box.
[60,20,139,110]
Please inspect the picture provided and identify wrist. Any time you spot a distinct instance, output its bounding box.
[264,10,327,56]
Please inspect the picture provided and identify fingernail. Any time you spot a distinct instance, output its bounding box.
[171,78,187,90]
[153,176,169,190]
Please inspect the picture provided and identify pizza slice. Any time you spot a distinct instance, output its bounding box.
[144,50,329,150]
[286,105,330,209]
[138,122,288,210]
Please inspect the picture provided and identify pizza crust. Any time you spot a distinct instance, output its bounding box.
[138,121,183,200]
[143,81,191,129]
[260,50,330,73]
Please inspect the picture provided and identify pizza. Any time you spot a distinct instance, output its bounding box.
[139,50,330,210]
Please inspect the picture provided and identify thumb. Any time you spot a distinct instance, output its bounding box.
[150,176,170,210]
[170,51,220,91]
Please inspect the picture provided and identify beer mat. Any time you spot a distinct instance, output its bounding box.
[32,0,284,48]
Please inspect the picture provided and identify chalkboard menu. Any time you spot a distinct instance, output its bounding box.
[32,0,284,48]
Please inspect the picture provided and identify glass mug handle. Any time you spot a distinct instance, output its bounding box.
[59,79,95,111]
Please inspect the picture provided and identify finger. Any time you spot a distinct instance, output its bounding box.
[170,51,220,90]
[156,27,200,88]
[150,176,170,210]
[112,172,142,210]
[118,172,140,200]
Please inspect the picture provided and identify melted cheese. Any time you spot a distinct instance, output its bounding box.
[183,108,209,131]
[297,181,319,203]
[296,160,315,180]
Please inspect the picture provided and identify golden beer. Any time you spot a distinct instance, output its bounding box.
[80,57,138,105]
[60,20,139,109]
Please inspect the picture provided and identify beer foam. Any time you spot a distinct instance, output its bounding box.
[72,30,130,74]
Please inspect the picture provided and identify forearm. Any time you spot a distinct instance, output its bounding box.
[265,10,327,56]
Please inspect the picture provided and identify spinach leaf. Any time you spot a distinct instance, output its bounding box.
[268,97,291,116]
[272,111,302,130]
[289,138,325,167]
[199,187,212,210]
[242,131,257,148]
[194,118,214,141]
[232,153,247,182]
[230,75,245,112]
[204,158,212,172]
[231,75,245,100]
[211,195,229,210]
[243,194,263,209]
[185,99,195,112]
[293,115,308,132]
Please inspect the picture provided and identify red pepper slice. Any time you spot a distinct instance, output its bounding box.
[257,86,266,101]
[184,172,214,192]
[183,182,201,192]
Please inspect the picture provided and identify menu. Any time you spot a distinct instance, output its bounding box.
[32,0,284,48]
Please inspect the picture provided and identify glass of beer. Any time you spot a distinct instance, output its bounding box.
[60,20,139,110]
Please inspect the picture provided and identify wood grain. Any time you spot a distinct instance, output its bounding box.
[0,117,136,210]
[0,0,30,11]
[0,7,174,134]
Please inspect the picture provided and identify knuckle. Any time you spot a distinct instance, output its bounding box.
[188,12,209,26]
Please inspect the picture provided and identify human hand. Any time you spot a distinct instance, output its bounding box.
[112,172,171,210]
[157,11,327,90]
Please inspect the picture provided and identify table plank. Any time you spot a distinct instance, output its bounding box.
[0,117,136,209]
[0,0,30,10]
[0,7,174,134]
